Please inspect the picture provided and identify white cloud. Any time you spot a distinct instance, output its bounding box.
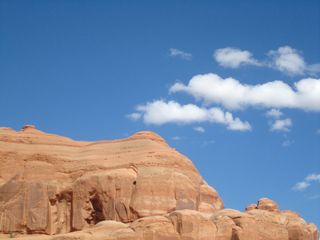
[268,46,306,76]
[194,126,205,133]
[136,100,208,125]
[214,47,260,68]
[126,112,142,121]
[170,73,320,111]
[292,181,310,191]
[270,118,292,132]
[214,46,320,76]
[306,63,320,75]
[132,100,251,131]
[169,48,192,60]
[268,46,320,76]
[266,109,292,133]
[266,109,283,119]
[292,173,320,191]
[305,174,320,182]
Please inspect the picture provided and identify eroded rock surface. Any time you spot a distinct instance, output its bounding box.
[0,126,317,240]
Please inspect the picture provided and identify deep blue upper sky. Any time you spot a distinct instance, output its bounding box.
[0,0,319,227]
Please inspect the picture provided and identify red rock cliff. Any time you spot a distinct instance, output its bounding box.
[0,126,317,240]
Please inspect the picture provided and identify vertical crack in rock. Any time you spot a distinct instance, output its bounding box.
[89,193,105,225]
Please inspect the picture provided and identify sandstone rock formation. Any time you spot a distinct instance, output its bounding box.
[0,125,318,240]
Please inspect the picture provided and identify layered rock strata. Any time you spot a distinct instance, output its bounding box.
[0,125,317,240]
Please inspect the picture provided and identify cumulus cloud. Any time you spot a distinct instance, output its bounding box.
[268,46,320,76]
[214,46,320,76]
[292,173,320,191]
[268,46,306,76]
[170,73,320,111]
[270,118,292,132]
[131,100,251,131]
[214,47,260,68]
[194,126,205,133]
[266,109,283,119]
[169,48,192,60]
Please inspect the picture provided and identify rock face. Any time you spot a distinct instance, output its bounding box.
[0,125,318,240]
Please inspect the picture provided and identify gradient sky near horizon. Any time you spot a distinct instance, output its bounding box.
[1,0,320,227]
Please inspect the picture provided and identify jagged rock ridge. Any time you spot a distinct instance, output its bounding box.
[0,125,318,240]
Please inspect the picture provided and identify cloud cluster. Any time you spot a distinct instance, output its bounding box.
[128,46,319,133]
[169,48,192,60]
[170,73,320,111]
[293,173,320,191]
[130,100,251,131]
[214,46,320,76]
[266,109,292,132]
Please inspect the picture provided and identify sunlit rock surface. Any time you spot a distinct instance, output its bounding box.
[0,125,317,240]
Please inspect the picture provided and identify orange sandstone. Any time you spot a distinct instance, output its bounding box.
[0,125,317,240]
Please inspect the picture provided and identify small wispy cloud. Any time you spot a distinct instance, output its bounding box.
[270,118,292,132]
[266,109,292,132]
[292,173,320,191]
[307,64,320,76]
[214,47,260,68]
[169,48,192,60]
[193,126,205,133]
[266,108,293,132]
[305,174,320,182]
[266,109,283,119]
[126,112,141,121]
[293,181,310,191]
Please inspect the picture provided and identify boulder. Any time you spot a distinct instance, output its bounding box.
[257,197,279,212]
[168,210,217,240]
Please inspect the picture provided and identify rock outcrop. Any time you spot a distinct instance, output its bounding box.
[0,125,318,240]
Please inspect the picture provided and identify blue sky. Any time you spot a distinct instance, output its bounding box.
[0,0,319,226]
